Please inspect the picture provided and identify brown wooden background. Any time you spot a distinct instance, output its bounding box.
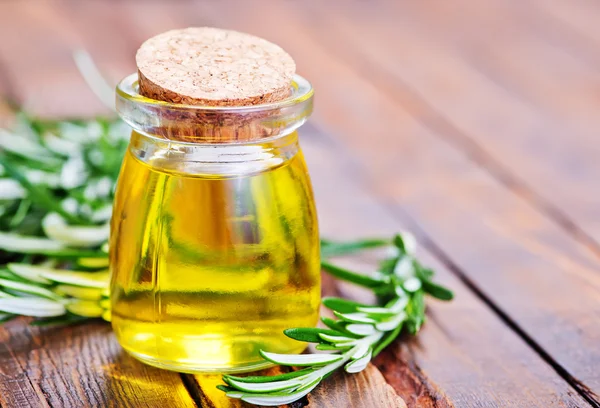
[0,1,599,407]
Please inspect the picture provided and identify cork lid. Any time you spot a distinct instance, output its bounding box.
[136,27,296,106]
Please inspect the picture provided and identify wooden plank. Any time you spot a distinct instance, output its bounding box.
[390,0,600,242]
[0,324,49,408]
[189,1,600,404]
[306,364,407,408]
[0,319,197,407]
[522,0,600,47]
[300,0,600,248]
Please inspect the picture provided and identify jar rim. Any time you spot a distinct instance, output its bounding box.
[116,73,314,113]
[116,73,313,144]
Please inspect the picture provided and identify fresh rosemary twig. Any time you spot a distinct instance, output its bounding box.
[220,233,453,406]
[0,76,123,323]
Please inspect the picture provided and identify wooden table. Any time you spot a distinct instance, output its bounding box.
[1,1,599,407]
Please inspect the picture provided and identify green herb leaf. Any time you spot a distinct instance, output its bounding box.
[322,297,370,314]
[421,279,454,301]
[393,232,417,255]
[0,232,67,254]
[0,159,83,224]
[406,291,425,334]
[284,327,347,343]
[224,368,314,384]
[321,261,389,288]
[239,376,322,406]
[321,238,389,257]
[320,316,360,338]
[215,385,236,393]
[0,278,61,300]
[65,300,104,317]
[0,297,66,317]
[373,324,402,357]
[224,376,305,393]
[378,257,399,275]
[260,350,343,366]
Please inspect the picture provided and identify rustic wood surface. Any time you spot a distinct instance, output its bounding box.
[0,1,599,407]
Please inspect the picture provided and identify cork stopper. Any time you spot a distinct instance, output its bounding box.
[136,27,296,107]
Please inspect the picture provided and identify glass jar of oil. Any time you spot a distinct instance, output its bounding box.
[110,73,320,373]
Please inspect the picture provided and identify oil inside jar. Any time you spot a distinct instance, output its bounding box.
[109,131,320,373]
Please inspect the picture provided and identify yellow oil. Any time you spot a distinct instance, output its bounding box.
[109,131,320,373]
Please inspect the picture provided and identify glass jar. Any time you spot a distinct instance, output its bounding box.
[110,73,320,373]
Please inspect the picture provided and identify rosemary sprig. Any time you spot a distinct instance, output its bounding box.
[220,232,453,406]
[0,91,120,323]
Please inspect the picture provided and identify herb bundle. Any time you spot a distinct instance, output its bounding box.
[0,113,127,324]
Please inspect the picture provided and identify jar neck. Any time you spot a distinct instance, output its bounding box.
[129,130,300,177]
[116,73,314,144]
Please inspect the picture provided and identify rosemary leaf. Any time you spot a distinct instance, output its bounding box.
[0,159,83,224]
[372,324,402,357]
[322,297,371,314]
[421,279,454,301]
[0,298,66,317]
[321,261,388,288]
[224,368,314,384]
[320,316,360,338]
[321,238,389,257]
[0,278,61,300]
[406,291,425,334]
[284,327,347,343]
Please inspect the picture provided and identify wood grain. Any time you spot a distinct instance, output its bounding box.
[0,319,197,408]
[312,0,600,248]
[306,364,406,408]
